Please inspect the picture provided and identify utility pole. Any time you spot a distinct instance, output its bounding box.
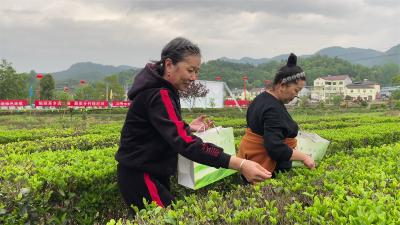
[242,74,248,100]
[106,83,109,102]
[223,82,243,113]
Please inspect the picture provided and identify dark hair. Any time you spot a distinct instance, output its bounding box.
[273,53,306,86]
[154,37,201,74]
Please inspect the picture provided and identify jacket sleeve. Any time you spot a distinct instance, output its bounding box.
[263,108,293,161]
[147,89,231,169]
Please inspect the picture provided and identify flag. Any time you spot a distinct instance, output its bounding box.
[29,85,33,98]
[109,89,113,100]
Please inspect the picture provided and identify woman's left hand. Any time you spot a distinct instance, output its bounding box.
[190,115,213,132]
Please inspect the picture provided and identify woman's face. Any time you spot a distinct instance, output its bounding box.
[164,55,201,91]
[279,79,305,103]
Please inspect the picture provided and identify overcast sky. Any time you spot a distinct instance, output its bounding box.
[1,0,399,73]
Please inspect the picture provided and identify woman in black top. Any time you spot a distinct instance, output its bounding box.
[115,37,271,213]
[238,53,315,176]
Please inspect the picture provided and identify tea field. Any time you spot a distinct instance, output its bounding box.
[0,109,399,224]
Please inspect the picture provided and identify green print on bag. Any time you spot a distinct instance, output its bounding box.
[292,131,330,167]
[178,127,237,190]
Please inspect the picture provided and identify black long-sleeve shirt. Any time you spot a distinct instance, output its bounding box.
[246,91,298,171]
[115,64,231,176]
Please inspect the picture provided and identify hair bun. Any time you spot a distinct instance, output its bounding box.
[287,53,297,66]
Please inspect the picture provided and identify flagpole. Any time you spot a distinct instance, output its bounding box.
[29,85,33,116]
[108,87,112,119]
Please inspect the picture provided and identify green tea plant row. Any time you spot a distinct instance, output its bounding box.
[214,114,400,131]
[1,127,399,224]
[232,122,400,152]
[0,123,122,145]
[0,147,126,225]
[0,114,395,145]
[0,133,119,157]
[109,143,400,225]
[1,113,399,224]
[299,116,400,130]
[0,128,86,145]
[4,119,396,159]
[293,113,383,124]
[313,122,400,152]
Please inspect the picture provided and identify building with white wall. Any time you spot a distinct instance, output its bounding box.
[311,75,352,101]
[344,80,381,101]
[311,75,381,102]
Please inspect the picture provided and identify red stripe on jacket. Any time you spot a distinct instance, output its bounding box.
[160,89,194,143]
[143,173,165,207]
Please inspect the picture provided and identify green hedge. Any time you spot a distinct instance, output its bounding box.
[2,112,400,224]
[108,143,400,224]
[0,148,127,225]
[313,122,400,152]
[0,123,122,145]
[0,133,119,157]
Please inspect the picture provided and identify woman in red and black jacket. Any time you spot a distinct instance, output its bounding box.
[115,37,271,213]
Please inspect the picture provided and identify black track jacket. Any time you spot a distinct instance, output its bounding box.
[115,64,231,176]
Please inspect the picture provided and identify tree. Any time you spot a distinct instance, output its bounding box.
[40,74,55,100]
[74,81,111,100]
[392,75,400,86]
[331,95,343,107]
[104,74,125,100]
[55,90,74,107]
[75,83,96,100]
[198,56,400,88]
[298,96,309,108]
[392,90,400,100]
[0,59,29,99]
[179,82,209,110]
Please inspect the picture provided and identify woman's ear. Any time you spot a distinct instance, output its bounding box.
[164,58,173,68]
[163,58,173,78]
[279,82,286,89]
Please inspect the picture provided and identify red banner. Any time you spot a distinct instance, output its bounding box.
[111,101,131,107]
[224,99,250,107]
[0,100,28,107]
[67,100,109,108]
[35,100,63,107]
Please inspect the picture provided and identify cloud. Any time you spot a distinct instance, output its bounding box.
[0,0,399,72]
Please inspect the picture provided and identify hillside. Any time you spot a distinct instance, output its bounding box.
[220,44,399,67]
[53,62,135,81]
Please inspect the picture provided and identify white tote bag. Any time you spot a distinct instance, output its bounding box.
[292,131,330,167]
[178,126,237,190]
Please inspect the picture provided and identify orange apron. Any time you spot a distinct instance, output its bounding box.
[237,128,297,172]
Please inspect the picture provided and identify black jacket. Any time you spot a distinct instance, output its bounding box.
[246,92,298,171]
[115,64,231,176]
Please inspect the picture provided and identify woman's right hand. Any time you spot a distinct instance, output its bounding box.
[303,155,316,169]
[291,150,316,170]
[240,159,272,183]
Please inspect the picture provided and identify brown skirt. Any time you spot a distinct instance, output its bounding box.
[237,128,297,172]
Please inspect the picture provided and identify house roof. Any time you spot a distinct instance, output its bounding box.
[320,75,351,81]
[249,88,265,92]
[346,80,379,89]
[346,85,374,89]
[356,80,378,85]
[346,84,375,89]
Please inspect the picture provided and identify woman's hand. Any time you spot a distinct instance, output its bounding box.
[229,156,272,183]
[241,159,272,183]
[189,115,213,132]
[302,155,316,169]
[291,149,316,170]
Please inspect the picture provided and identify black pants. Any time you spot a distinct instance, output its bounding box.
[117,164,175,214]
